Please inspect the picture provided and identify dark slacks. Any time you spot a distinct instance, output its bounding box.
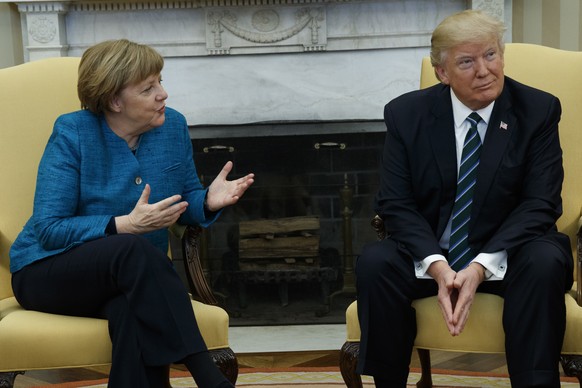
[12,234,207,388]
[355,236,573,388]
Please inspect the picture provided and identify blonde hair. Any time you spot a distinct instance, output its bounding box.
[430,10,506,78]
[78,39,164,114]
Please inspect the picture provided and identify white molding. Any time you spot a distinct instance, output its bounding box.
[13,0,513,59]
[7,0,513,127]
[17,1,68,12]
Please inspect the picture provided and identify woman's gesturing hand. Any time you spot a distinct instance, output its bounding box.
[205,161,255,212]
[116,184,189,234]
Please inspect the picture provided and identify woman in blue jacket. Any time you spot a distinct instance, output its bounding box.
[10,39,253,387]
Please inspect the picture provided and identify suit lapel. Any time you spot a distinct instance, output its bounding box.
[472,83,515,217]
[428,86,458,234]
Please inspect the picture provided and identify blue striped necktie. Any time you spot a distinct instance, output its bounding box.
[448,112,482,271]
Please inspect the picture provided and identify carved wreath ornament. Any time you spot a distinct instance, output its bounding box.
[208,8,324,47]
[28,16,57,44]
[252,10,280,32]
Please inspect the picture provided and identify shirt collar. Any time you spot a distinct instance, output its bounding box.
[450,89,495,128]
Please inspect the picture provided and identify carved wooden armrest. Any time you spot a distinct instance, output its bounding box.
[180,225,218,305]
[577,218,582,306]
[371,215,387,241]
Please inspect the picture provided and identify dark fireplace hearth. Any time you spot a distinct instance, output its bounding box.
[187,127,385,326]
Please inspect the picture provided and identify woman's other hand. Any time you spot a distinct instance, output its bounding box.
[206,161,254,212]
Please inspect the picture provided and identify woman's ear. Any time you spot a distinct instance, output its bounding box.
[109,95,122,113]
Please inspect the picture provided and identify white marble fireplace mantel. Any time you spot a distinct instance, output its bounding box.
[4,0,512,132]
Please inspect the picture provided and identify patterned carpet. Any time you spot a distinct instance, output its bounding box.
[33,367,580,387]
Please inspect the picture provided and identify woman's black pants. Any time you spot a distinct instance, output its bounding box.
[12,234,207,387]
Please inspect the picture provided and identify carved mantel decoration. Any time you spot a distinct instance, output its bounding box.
[206,7,326,55]
[10,0,508,61]
[5,0,510,128]
[28,15,57,43]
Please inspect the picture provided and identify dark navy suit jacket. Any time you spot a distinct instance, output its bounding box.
[375,76,572,280]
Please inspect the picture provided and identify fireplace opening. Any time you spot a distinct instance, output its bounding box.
[188,129,385,326]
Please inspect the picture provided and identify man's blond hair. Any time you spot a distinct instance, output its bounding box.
[430,10,506,80]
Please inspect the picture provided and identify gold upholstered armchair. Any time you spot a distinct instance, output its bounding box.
[0,58,237,387]
[339,43,582,387]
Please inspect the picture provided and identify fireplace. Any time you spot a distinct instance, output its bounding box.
[190,124,385,325]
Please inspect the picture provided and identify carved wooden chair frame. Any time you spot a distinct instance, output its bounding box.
[170,225,239,384]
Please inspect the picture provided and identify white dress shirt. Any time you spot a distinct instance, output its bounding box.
[414,89,507,280]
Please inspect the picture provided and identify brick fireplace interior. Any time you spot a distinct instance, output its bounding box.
[190,125,384,325]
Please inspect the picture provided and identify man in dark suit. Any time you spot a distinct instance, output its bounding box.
[356,10,573,388]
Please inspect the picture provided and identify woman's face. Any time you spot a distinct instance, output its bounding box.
[113,73,168,133]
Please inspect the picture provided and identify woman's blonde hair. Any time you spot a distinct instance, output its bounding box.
[78,39,164,114]
[430,10,506,78]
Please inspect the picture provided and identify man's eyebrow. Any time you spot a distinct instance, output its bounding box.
[454,54,474,61]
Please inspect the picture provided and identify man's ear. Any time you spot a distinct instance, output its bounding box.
[435,66,450,85]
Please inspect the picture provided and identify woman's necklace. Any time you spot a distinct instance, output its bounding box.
[128,135,141,153]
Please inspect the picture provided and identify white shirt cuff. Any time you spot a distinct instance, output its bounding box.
[415,251,507,280]
[414,254,447,278]
[473,251,507,280]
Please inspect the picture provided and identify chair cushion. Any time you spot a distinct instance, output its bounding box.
[563,290,582,354]
[345,291,582,355]
[413,294,504,353]
[192,299,231,351]
[0,296,230,371]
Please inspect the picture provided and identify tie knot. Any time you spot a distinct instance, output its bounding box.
[467,112,482,127]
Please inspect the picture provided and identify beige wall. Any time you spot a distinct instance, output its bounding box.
[0,2,22,68]
[513,0,582,50]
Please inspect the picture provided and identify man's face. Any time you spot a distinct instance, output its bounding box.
[435,41,505,110]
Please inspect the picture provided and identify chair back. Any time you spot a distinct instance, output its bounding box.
[0,57,81,300]
[420,43,582,260]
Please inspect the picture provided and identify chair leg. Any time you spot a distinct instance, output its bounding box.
[416,348,433,388]
[339,341,363,388]
[338,342,435,388]
[561,354,582,387]
[210,347,239,385]
[0,371,24,388]
[162,365,172,388]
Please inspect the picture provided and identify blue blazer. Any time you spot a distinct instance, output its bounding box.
[10,107,217,273]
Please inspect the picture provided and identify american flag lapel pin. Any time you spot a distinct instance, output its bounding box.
[499,121,508,130]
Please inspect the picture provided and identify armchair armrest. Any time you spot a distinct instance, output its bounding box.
[577,216,582,305]
[172,225,218,305]
[372,215,386,241]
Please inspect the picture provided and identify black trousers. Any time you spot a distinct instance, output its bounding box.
[12,234,207,388]
[355,236,573,388]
